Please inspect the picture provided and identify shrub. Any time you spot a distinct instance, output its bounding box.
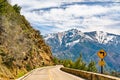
[13,4,21,13]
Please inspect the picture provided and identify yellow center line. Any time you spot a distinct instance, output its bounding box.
[48,69,54,80]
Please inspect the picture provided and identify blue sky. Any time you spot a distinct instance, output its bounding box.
[11,0,120,35]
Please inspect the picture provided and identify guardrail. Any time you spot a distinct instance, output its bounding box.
[60,67,120,80]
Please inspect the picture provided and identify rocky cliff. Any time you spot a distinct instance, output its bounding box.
[0,0,53,79]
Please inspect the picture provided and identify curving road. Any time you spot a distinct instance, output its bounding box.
[19,65,86,80]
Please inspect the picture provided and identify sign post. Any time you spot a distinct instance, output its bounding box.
[97,49,107,74]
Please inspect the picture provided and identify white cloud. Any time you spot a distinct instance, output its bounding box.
[11,0,120,35]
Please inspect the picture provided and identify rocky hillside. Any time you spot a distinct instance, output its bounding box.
[0,0,53,79]
[44,29,120,72]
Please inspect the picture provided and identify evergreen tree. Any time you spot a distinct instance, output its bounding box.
[63,60,68,67]
[73,56,81,69]
[53,57,59,65]
[61,54,97,73]
[72,54,87,70]
[63,59,72,67]
[13,4,21,13]
[69,60,74,68]
[87,60,97,72]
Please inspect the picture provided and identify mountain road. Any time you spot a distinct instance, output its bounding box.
[18,65,86,80]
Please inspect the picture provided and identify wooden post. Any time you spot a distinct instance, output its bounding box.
[101,59,103,74]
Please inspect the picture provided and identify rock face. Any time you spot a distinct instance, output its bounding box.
[44,29,120,72]
[0,0,53,79]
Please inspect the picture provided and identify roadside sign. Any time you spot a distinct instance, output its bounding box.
[98,60,105,66]
[97,49,107,59]
[97,49,107,74]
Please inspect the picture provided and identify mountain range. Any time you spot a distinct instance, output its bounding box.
[44,29,120,72]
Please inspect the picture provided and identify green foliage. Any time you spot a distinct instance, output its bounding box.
[72,56,81,69]
[0,0,15,15]
[0,0,8,14]
[53,57,59,65]
[53,57,66,65]
[72,54,87,70]
[3,57,15,68]
[87,61,97,72]
[62,54,97,72]
[0,49,6,56]
[13,4,21,13]
[26,64,32,71]
[63,60,73,68]
[16,71,26,78]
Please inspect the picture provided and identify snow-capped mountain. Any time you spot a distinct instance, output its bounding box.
[44,29,120,71]
[85,31,119,44]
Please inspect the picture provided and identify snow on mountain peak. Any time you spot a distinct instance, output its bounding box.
[95,31,115,44]
[44,34,54,40]
[44,29,119,45]
[66,39,79,47]
[58,32,64,44]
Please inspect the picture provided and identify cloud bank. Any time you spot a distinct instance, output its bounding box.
[11,0,120,35]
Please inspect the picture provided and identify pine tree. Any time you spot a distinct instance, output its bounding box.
[13,4,21,13]
[63,59,72,67]
[69,60,74,68]
[63,60,69,67]
[53,57,59,65]
[72,54,87,70]
[87,61,97,72]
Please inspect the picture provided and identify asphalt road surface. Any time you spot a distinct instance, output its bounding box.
[19,65,86,80]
